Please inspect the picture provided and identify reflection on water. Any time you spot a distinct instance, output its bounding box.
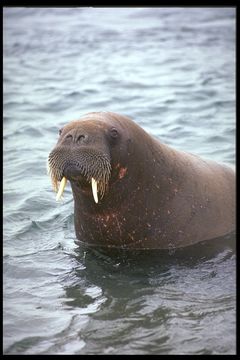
[62,234,235,355]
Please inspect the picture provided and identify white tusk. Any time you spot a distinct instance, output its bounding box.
[46,160,50,174]
[56,177,67,201]
[91,178,98,203]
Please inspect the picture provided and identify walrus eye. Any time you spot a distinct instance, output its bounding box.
[59,129,63,136]
[110,128,119,139]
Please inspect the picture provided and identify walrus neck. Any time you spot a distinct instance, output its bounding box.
[70,136,180,214]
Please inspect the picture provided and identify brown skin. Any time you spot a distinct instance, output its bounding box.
[48,112,235,249]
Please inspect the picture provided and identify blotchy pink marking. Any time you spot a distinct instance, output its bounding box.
[119,167,127,179]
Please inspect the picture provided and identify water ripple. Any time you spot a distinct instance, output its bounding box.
[3,7,235,355]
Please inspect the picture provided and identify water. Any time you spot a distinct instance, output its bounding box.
[3,7,236,355]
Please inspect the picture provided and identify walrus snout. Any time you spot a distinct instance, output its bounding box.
[48,142,112,203]
[62,162,85,179]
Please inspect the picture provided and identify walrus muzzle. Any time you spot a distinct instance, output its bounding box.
[47,146,111,203]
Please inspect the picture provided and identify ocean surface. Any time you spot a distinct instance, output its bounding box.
[3,7,236,355]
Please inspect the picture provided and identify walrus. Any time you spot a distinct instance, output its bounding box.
[47,111,235,249]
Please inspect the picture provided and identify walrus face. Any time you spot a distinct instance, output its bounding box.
[47,117,124,204]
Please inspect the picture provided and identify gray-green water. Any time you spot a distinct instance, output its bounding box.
[3,7,236,354]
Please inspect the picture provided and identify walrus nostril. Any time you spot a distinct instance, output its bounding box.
[77,134,86,143]
[64,134,86,143]
[66,134,73,140]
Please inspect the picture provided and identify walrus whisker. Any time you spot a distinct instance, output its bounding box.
[47,147,111,202]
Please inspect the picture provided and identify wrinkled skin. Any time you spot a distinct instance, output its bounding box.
[48,112,235,249]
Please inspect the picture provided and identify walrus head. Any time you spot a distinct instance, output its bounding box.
[47,112,134,205]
